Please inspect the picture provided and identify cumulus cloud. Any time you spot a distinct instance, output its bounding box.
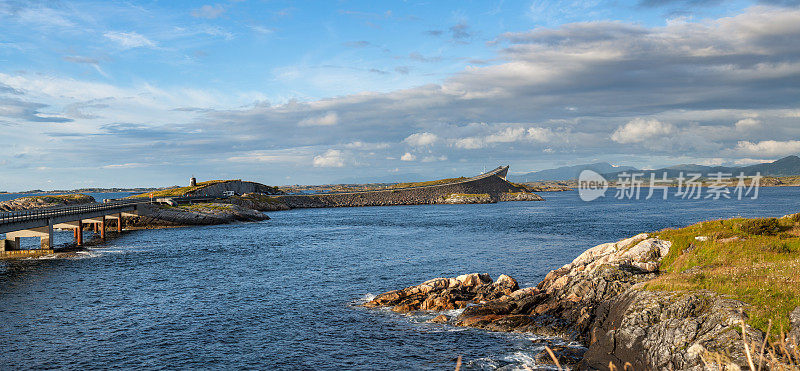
[5,5,800,187]
[312,149,345,167]
[454,126,553,149]
[735,140,800,157]
[104,31,156,49]
[403,132,438,146]
[400,152,416,161]
[611,118,675,144]
[734,118,761,130]
[298,112,339,127]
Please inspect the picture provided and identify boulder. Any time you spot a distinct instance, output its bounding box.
[790,306,800,343]
[364,233,762,370]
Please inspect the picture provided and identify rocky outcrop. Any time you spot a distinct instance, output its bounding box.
[790,307,800,343]
[124,203,268,228]
[363,273,519,313]
[185,180,283,197]
[499,192,545,201]
[229,193,290,211]
[364,234,764,369]
[0,194,95,212]
[439,193,494,204]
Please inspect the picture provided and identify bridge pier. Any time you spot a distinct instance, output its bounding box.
[2,223,54,252]
[82,217,106,239]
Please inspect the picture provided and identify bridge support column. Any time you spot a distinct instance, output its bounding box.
[2,237,20,251]
[76,221,83,246]
[4,224,54,250]
[100,216,106,239]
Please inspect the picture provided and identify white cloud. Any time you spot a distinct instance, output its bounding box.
[611,118,675,144]
[101,163,146,169]
[344,141,389,150]
[191,4,226,19]
[454,126,553,149]
[735,140,800,157]
[104,31,156,49]
[734,118,761,131]
[312,149,345,167]
[454,137,485,149]
[421,155,447,162]
[403,132,438,146]
[400,152,416,161]
[299,112,338,126]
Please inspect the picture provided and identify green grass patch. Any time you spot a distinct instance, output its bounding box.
[391,177,467,189]
[130,180,238,198]
[649,215,800,334]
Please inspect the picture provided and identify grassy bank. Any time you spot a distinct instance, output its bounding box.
[132,180,236,198]
[648,214,800,334]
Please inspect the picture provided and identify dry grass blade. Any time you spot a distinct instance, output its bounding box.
[743,320,757,371]
[757,320,772,371]
[544,346,563,370]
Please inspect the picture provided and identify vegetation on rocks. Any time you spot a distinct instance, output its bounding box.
[649,214,800,335]
[131,179,236,198]
[391,177,467,189]
[0,193,96,211]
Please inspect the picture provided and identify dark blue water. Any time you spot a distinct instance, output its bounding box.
[1,188,799,370]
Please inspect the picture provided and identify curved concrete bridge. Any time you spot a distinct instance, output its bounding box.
[275,165,532,208]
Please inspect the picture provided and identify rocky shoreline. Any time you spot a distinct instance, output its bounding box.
[363,232,800,369]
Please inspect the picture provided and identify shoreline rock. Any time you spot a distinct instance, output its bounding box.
[363,234,766,369]
[124,203,268,228]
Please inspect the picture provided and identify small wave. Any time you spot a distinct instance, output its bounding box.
[350,293,376,306]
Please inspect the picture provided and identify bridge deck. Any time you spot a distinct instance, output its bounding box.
[0,200,145,235]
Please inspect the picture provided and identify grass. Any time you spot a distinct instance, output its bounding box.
[164,203,234,213]
[647,214,800,334]
[234,194,283,204]
[446,193,490,198]
[131,180,238,198]
[391,177,467,189]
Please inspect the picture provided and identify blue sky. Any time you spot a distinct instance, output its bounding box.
[1,0,800,190]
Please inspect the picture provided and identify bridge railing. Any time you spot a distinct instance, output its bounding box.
[0,199,149,225]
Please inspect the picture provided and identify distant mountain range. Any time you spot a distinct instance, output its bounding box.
[603,155,800,179]
[510,155,800,182]
[508,162,638,182]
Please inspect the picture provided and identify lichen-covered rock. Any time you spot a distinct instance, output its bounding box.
[364,234,761,370]
[439,193,495,204]
[362,273,517,313]
[229,193,290,211]
[124,203,268,227]
[499,192,544,202]
[790,306,800,343]
[0,194,95,212]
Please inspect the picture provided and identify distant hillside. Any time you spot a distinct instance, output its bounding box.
[508,162,638,182]
[603,155,800,179]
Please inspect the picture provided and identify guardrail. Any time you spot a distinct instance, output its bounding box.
[0,199,149,225]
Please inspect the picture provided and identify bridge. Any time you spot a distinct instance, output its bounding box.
[0,199,148,258]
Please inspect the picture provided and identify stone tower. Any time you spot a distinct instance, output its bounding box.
[190,176,197,187]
